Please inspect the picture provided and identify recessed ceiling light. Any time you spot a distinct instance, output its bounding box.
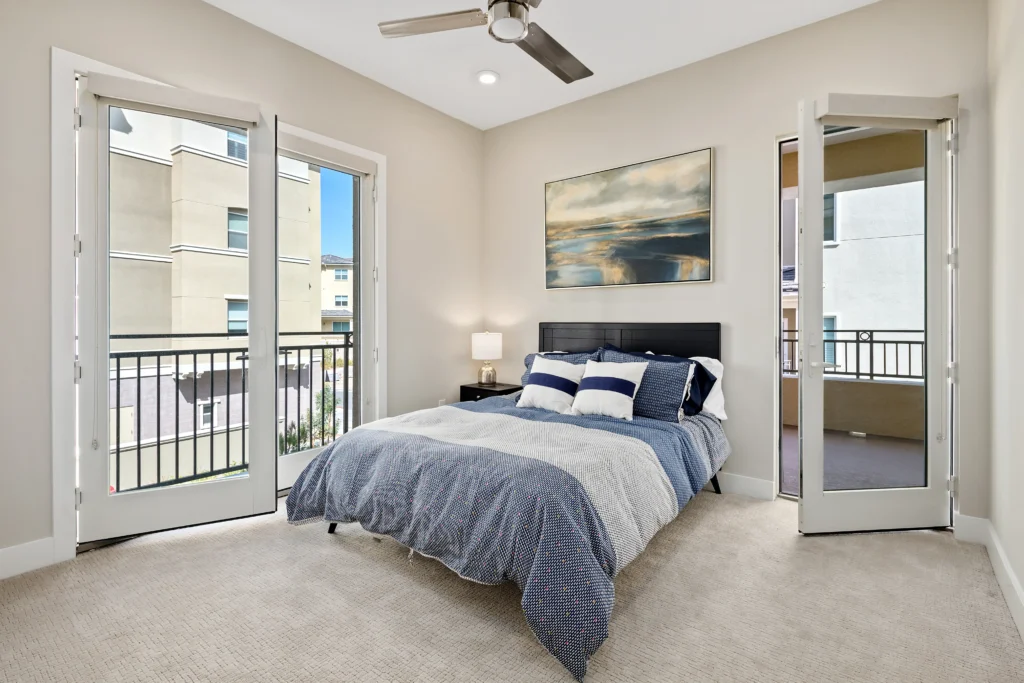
[477,70,500,86]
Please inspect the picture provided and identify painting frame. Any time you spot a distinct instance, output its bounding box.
[544,147,715,290]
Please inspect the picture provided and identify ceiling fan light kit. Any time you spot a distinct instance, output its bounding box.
[378,0,594,84]
[488,1,530,43]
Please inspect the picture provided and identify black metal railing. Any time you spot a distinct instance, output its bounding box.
[107,331,354,492]
[781,330,924,380]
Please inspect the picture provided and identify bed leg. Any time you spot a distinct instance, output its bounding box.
[327,523,338,535]
[710,474,722,495]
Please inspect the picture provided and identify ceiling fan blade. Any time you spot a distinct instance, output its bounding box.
[379,9,488,38]
[517,23,594,84]
[526,0,544,6]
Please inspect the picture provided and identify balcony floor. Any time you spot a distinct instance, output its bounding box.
[780,426,926,496]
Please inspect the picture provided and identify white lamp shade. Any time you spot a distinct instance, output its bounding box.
[472,332,503,361]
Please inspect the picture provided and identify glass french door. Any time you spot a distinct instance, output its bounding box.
[76,74,277,543]
[797,94,957,533]
[275,128,378,490]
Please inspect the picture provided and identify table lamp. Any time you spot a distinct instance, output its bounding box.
[472,332,502,386]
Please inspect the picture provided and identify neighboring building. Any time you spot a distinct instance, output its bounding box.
[104,106,349,490]
[780,129,926,376]
[320,254,354,333]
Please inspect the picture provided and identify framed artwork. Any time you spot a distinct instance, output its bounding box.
[545,148,713,289]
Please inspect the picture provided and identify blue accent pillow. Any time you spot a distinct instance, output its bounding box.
[600,347,694,422]
[600,345,719,418]
[684,362,719,417]
[522,350,600,386]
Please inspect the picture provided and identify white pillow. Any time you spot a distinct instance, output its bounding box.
[517,356,587,414]
[690,356,727,421]
[570,360,648,421]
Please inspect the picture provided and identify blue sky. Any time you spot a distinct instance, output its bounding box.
[321,167,354,257]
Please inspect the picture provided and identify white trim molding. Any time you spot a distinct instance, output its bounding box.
[110,250,173,263]
[715,472,776,501]
[170,244,310,265]
[954,514,1024,641]
[0,537,58,580]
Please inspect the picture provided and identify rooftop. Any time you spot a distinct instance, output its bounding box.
[322,254,353,266]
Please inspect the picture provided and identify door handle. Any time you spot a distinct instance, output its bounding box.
[809,362,838,369]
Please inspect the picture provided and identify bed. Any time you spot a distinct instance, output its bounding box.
[286,323,730,680]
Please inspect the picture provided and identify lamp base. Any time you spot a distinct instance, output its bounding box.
[478,362,497,386]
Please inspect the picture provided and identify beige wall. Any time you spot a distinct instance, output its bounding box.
[780,130,927,189]
[781,377,925,441]
[988,0,1024,613]
[481,0,990,513]
[0,0,483,551]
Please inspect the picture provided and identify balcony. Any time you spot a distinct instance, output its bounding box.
[780,330,926,496]
[106,331,355,492]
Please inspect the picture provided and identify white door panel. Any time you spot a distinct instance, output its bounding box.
[797,94,955,534]
[77,80,277,543]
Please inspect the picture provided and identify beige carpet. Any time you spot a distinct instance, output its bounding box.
[2,494,1022,683]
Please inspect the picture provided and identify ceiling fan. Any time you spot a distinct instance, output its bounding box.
[378,1,594,84]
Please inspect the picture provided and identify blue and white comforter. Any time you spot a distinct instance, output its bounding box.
[287,396,730,680]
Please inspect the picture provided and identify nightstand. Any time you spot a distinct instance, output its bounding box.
[460,383,522,402]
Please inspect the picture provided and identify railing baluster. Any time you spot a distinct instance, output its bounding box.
[193,352,198,477]
[308,348,314,451]
[175,354,180,481]
[332,343,337,441]
[284,351,289,454]
[156,353,161,486]
[137,356,142,490]
[210,351,215,473]
[115,357,121,493]
[867,333,874,380]
[320,345,325,447]
[226,351,231,469]
[344,334,350,434]
[241,354,247,465]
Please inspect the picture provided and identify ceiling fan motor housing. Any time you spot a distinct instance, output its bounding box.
[488,1,530,43]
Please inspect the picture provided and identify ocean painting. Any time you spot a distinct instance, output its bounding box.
[545,149,713,289]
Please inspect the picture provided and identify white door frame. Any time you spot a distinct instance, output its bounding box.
[797,93,958,534]
[74,72,277,543]
[51,48,168,564]
[275,124,387,489]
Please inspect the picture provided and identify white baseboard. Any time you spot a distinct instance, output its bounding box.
[954,514,1024,641]
[0,536,55,580]
[714,472,776,501]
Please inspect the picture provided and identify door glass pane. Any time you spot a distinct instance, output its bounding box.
[821,128,927,491]
[108,106,250,493]
[277,156,359,460]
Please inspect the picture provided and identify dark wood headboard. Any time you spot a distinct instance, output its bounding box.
[539,322,721,360]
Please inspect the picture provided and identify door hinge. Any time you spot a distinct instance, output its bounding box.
[372,179,378,203]
[372,266,378,283]
[73,235,82,257]
[948,476,958,499]
[947,132,959,155]
[74,361,83,384]
[73,107,82,131]
[373,347,379,363]
[947,361,959,385]
[947,247,959,269]
[75,488,83,510]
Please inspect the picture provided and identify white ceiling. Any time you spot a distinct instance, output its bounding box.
[202,0,881,130]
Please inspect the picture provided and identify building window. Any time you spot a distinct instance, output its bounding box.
[824,316,837,366]
[334,268,349,281]
[227,300,249,334]
[227,130,248,162]
[824,193,837,243]
[228,210,248,250]
[198,401,219,429]
[333,321,351,333]
[334,295,348,307]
